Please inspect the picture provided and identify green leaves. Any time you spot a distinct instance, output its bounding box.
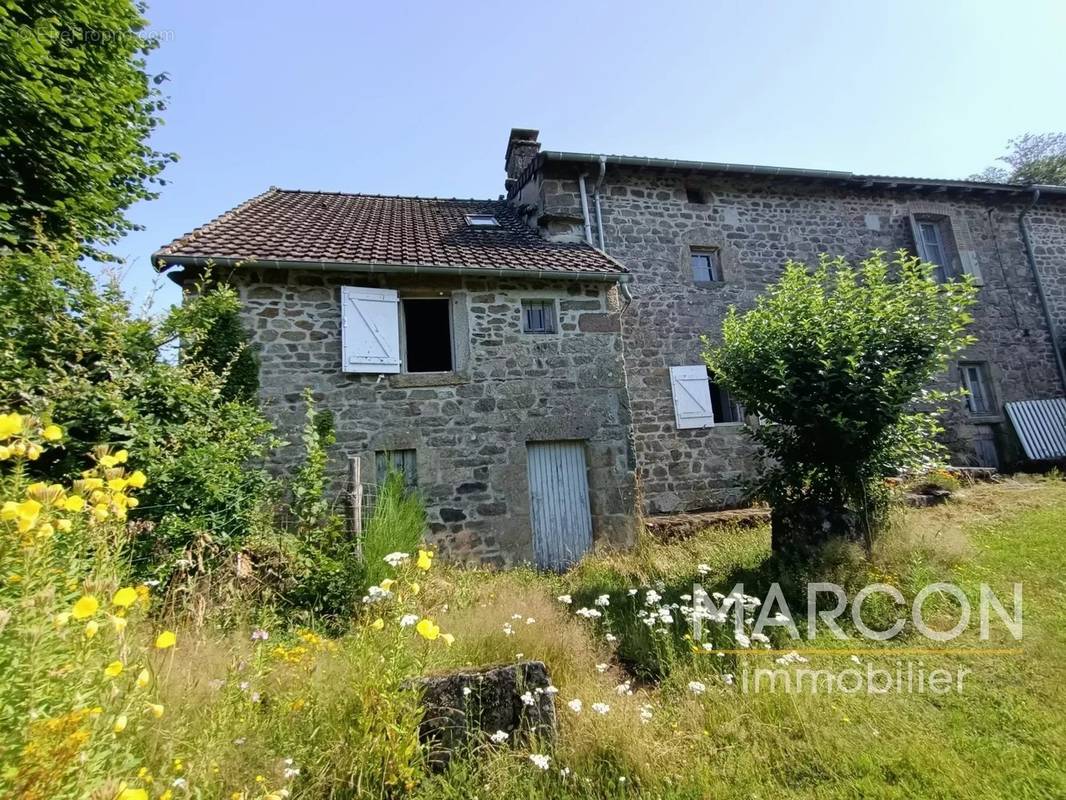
[705,249,978,545]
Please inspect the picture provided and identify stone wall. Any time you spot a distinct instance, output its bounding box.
[228,267,636,566]
[1029,201,1066,358]
[523,164,1065,513]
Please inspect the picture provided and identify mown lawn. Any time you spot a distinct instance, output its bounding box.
[414,478,1066,800]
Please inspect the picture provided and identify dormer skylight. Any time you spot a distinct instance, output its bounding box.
[465,213,500,227]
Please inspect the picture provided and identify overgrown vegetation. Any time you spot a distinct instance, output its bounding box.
[704,250,977,554]
[972,131,1066,187]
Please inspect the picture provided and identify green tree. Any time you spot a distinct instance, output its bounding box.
[704,250,977,555]
[0,0,174,252]
[971,132,1066,186]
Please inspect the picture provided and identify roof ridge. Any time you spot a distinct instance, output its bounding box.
[272,189,504,203]
[154,186,280,259]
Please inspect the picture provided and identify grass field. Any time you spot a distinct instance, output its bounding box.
[407,477,1066,799]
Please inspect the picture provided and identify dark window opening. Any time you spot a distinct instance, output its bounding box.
[522,299,557,334]
[691,248,722,283]
[686,186,707,204]
[708,370,744,423]
[959,362,995,415]
[403,298,453,373]
[376,449,417,487]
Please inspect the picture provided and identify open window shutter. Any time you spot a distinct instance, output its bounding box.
[670,365,715,429]
[958,249,984,286]
[907,215,928,261]
[341,286,400,373]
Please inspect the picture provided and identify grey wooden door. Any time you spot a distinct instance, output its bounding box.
[527,440,593,570]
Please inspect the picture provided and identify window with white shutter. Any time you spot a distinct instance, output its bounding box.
[670,365,715,429]
[340,286,401,373]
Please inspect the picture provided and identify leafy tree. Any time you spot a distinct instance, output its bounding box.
[704,250,977,555]
[0,0,175,252]
[183,303,261,402]
[971,132,1066,186]
[0,244,278,574]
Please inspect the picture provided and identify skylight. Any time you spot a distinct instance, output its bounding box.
[465,214,500,227]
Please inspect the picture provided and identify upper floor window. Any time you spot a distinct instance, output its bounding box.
[690,247,722,283]
[402,298,453,373]
[521,299,557,334]
[465,214,500,227]
[685,186,708,204]
[959,362,995,415]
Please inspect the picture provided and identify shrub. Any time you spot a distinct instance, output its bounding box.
[705,250,977,554]
[0,246,279,579]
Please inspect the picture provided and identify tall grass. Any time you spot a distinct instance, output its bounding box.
[361,471,426,590]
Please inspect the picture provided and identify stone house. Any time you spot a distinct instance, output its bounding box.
[155,128,1066,564]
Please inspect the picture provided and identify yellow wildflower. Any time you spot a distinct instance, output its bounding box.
[16,498,42,530]
[92,504,109,522]
[114,449,129,464]
[111,615,128,634]
[136,668,151,689]
[99,453,119,468]
[36,522,54,538]
[84,620,100,639]
[113,714,128,733]
[415,618,440,641]
[371,617,384,630]
[56,518,72,532]
[441,632,455,646]
[79,477,104,491]
[117,789,147,800]
[146,703,164,719]
[155,630,177,649]
[127,470,147,489]
[409,581,420,595]
[0,445,9,459]
[126,496,139,508]
[71,595,99,619]
[379,578,396,591]
[26,444,41,461]
[54,612,71,627]
[0,412,24,440]
[416,549,433,570]
[105,660,124,678]
[108,477,128,492]
[0,500,16,520]
[112,586,138,608]
[42,424,62,441]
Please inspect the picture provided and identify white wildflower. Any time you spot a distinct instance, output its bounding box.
[462,686,473,697]
[544,685,559,695]
[529,754,551,770]
[645,590,662,605]
[639,704,653,723]
[526,617,536,625]
[489,729,509,743]
[399,614,418,628]
[502,623,514,636]
[520,691,535,706]
[850,654,862,665]
[751,632,770,644]
[627,588,638,596]
[591,702,610,714]
[605,633,617,642]
[172,777,188,790]
[383,552,409,567]
[557,594,572,604]
[595,663,609,673]
[723,673,735,685]
[560,767,572,778]
[687,681,706,695]
[615,681,633,696]
[511,613,523,620]
[567,698,583,713]
[575,607,602,619]
[283,765,300,779]
[594,594,610,607]
[697,563,711,576]
[735,632,751,648]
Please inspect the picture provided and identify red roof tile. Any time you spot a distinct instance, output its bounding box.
[154,189,626,277]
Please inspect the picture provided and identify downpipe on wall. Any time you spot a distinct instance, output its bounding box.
[1019,188,1066,395]
[578,173,594,245]
[594,155,607,251]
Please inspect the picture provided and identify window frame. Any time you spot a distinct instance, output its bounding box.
[708,370,745,425]
[959,361,996,417]
[399,296,455,374]
[520,298,558,335]
[464,213,500,228]
[375,448,418,488]
[689,246,723,284]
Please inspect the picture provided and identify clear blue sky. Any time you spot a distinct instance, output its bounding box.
[108,0,1066,309]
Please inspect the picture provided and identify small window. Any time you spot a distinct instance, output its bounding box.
[376,449,417,487]
[690,248,722,283]
[960,362,995,415]
[465,214,500,227]
[402,298,453,373]
[685,186,707,204]
[521,299,557,334]
[708,370,744,424]
[910,216,957,283]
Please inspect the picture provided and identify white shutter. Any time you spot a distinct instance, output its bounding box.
[958,250,984,286]
[340,286,401,373]
[670,365,715,429]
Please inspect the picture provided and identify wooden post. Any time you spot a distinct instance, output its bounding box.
[349,455,363,556]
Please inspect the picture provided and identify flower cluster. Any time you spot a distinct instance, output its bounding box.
[0,412,61,461]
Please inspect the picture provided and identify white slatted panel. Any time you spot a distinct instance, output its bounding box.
[340,286,401,373]
[527,441,593,571]
[670,365,715,429]
[1005,398,1066,460]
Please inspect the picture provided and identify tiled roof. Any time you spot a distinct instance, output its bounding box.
[154,189,627,277]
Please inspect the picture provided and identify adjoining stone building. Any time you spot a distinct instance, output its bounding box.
[155,128,1066,564]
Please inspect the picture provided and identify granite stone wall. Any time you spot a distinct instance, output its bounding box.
[523,164,1065,513]
[1028,202,1066,358]
[228,268,636,566]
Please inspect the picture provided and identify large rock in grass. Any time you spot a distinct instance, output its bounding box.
[411,660,556,770]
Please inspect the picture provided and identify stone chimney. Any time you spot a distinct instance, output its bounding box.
[504,128,540,194]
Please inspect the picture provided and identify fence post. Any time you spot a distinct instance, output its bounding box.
[348,455,364,556]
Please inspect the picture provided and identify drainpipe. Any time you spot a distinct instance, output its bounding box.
[593,155,607,251]
[577,173,593,245]
[1019,187,1066,394]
